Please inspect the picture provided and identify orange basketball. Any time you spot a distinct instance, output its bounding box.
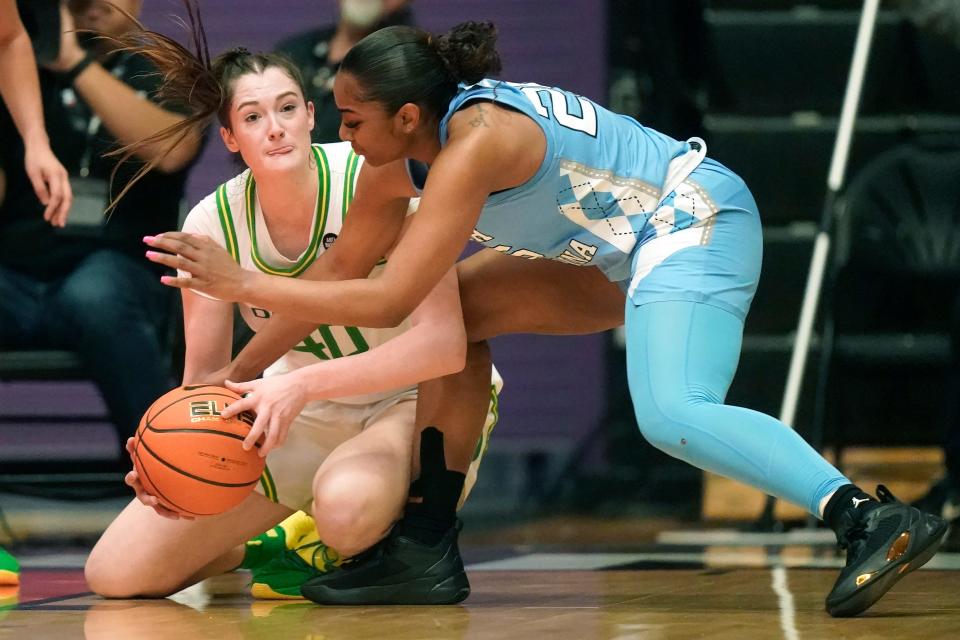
[132,385,264,517]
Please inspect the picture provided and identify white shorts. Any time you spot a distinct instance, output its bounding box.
[255,370,504,511]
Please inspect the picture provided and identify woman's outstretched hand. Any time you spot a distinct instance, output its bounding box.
[144,232,251,301]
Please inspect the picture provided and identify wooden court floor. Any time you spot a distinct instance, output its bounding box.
[3,547,959,640]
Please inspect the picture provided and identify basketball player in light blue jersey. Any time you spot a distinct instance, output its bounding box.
[147,22,946,616]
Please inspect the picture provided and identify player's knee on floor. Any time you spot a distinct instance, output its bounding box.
[84,553,181,599]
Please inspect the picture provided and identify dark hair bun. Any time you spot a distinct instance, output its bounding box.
[434,21,502,84]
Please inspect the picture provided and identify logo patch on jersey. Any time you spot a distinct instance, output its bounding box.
[322,233,338,250]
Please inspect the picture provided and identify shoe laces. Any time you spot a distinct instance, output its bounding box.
[876,484,897,504]
[837,485,899,556]
[838,521,867,554]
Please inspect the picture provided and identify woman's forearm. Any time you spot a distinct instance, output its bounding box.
[282,268,466,400]
[0,28,47,147]
[291,322,464,401]
[242,270,414,329]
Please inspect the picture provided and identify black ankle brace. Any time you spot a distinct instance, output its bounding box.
[400,427,465,546]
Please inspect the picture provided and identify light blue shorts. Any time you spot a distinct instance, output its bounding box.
[624,157,763,321]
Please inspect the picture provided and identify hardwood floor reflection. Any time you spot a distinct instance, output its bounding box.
[5,567,959,640]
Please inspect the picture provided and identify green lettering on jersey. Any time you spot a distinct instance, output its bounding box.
[318,325,342,358]
[294,325,370,360]
[343,326,370,355]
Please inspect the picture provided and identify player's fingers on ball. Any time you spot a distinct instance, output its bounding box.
[225,378,256,393]
[155,506,179,520]
[261,415,280,457]
[220,401,243,419]
[243,415,266,451]
[223,381,254,409]
[258,432,273,458]
[274,416,289,448]
[220,395,249,419]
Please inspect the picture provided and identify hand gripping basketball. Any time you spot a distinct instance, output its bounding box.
[221,376,309,458]
[130,385,265,517]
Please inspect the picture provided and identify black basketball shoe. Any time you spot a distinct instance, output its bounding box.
[300,520,470,605]
[826,485,948,617]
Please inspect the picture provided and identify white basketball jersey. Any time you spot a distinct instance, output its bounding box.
[182,142,412,404]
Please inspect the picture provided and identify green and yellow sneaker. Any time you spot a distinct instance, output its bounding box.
[242,511,342,599]
[0,547,19,587]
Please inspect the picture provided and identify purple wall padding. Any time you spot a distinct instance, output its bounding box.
[134,0,609,443]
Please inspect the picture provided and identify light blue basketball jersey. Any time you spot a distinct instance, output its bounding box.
[414,80,703,283]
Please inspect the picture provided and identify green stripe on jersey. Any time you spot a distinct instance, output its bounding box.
[215,183,240,263]
[246,145,330,277]
[342,149,360,219]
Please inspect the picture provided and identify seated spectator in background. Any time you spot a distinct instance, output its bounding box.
[275,0,413,143]
[0,0,203,452]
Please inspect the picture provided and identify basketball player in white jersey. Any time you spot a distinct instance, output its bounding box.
[84,42,497,604]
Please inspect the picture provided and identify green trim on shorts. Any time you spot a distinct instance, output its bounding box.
[259,464,278,503]
[215,183,240,263]
[472,383,500,462]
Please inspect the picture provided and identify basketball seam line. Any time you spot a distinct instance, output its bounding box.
[134,445,202,516]
[137,437,262,489]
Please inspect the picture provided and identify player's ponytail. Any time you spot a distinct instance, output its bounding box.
[103,0,306,212]
[340,21,501,121]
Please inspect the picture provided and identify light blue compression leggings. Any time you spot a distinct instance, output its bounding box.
[625,299,849,517]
